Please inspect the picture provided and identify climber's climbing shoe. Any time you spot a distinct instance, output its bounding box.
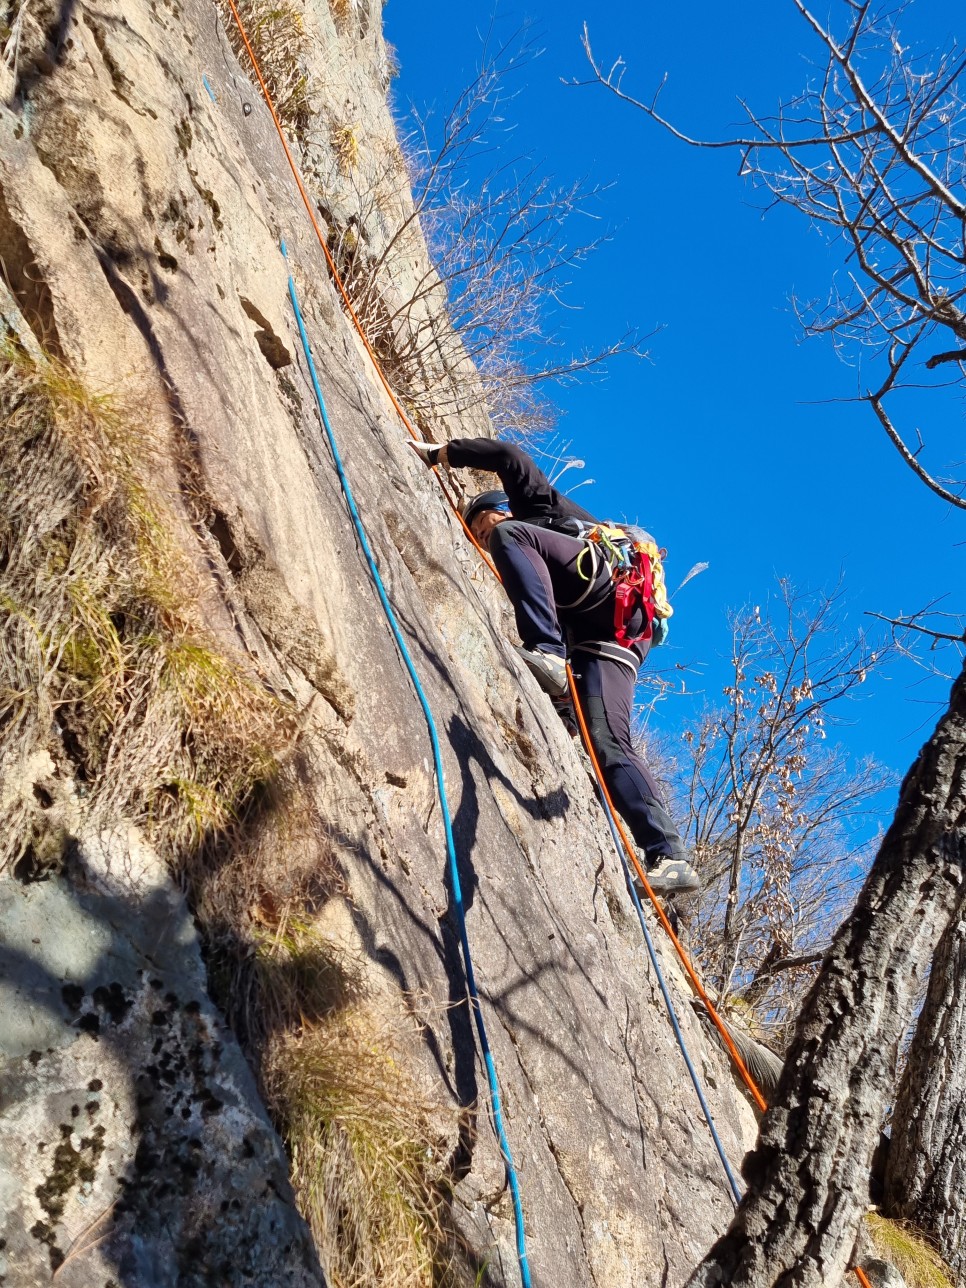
[515,646,568,698]
[409,440,442,467]
[636,857,701,898]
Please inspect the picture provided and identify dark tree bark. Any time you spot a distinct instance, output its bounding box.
[686,662,966,1288]
[884,888,966,1281]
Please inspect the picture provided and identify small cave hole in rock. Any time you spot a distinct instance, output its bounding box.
[206,509,244,574]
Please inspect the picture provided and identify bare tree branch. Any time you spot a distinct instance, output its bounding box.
[576,2,966,505]
[571,24,878,152]
[866,610,966,645]
[925,347,966,370]
[867,376,966,509]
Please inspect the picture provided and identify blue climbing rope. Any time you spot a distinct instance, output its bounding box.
[593,785,744,1206]
[282,245,533,1287]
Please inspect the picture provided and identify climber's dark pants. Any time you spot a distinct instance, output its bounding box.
[488,520,684,864]
[487,520,589,658]
[571,651,685,864]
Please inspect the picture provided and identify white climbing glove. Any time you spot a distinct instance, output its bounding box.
[409,440,446,467]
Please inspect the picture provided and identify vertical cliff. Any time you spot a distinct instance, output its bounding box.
[0,2,767,1284]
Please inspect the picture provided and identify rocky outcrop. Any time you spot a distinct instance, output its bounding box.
[0,1,823,1285]
[0,825,323,1286]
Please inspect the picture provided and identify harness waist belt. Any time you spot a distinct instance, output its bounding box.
[572,639,640,674]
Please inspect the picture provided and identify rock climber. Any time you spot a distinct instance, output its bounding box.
[410,436,700,898]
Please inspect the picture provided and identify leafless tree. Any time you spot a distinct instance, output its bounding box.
[576,1,966,508]
[341,34,648,439]
[676,584,892,1048]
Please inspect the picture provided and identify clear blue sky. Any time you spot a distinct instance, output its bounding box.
[384,1,964,791]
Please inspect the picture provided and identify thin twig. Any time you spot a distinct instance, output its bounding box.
[52,1201,118,1280]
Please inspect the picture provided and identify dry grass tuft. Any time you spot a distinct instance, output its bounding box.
[218,0,314,142]
[379,42,401,90]
[0,342,295,873]
[332,122,360,175]
[254,914,363,1027]
[267,995,450,1288]
[198,767,347,1046]
[865,1213,956,1288]
[329,0,361,30]
[197,838,468,1288]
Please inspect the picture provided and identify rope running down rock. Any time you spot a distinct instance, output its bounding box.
[283,247,532,1286]
[219,0,769,1117]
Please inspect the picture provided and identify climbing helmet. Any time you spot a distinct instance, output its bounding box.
[461,490,510,529]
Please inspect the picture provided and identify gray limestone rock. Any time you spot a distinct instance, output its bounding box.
[0,829,323,1287]
[861,1260,911,1288]
[0,0,764,1283]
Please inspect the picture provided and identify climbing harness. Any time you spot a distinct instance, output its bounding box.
[283,251,532,1287]
[575,525,673,648]
[570,637,640,676]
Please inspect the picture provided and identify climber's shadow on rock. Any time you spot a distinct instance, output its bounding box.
[447,713,569,910]
[12,0,79,99]
[432,715,567,1180]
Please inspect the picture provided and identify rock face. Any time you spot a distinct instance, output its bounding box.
[0,1,775,1284]
[862,1263,910,1288]
[0,829,324,1286]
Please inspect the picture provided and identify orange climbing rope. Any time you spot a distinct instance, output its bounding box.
[565,665,769,1113]
[221,0,763,1113]
[221,0,497,575]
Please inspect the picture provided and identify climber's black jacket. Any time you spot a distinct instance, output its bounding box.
[446,438,599,532]
[446,438,684,864]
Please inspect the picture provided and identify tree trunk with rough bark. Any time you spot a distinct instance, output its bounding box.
[884,888,966,1282]
[686,662,966,1288]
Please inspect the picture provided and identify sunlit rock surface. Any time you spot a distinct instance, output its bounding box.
[0,2,769,1284]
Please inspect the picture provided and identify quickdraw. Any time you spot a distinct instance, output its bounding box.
[576,524,673,648]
